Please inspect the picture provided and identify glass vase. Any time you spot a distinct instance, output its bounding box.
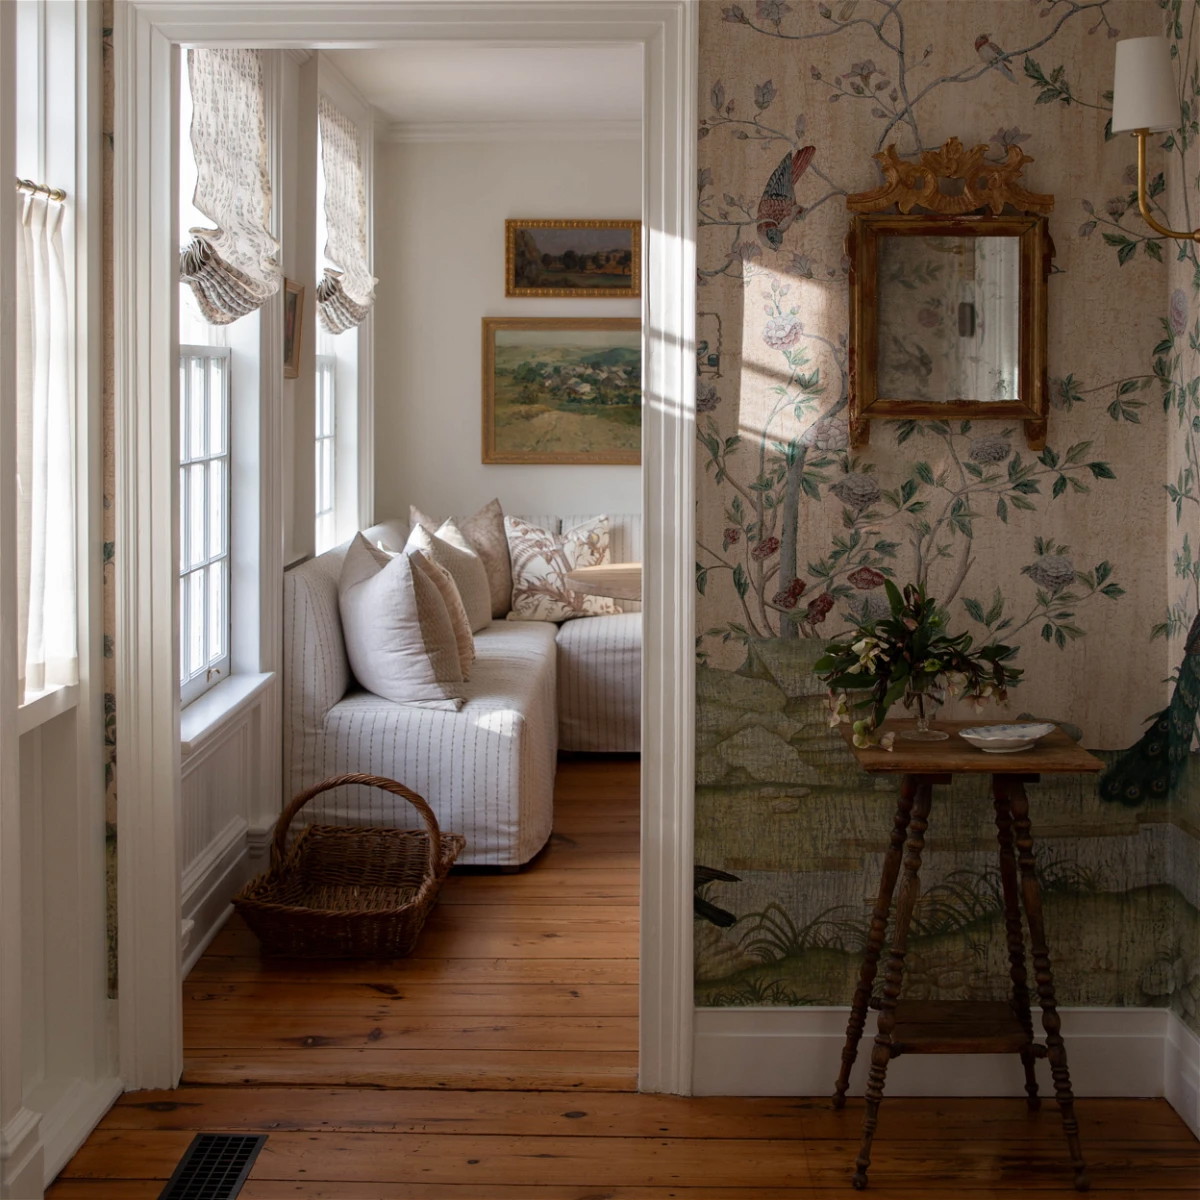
[899,686,949,742]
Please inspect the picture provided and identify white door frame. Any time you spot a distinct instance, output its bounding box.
[114,0,697,1093]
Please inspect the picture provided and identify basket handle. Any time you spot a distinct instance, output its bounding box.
[271,773,444,879]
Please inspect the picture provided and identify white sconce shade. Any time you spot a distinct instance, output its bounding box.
[1111,36,1178,133]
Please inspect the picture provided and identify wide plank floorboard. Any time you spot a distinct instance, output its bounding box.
[47,756,1200,1198]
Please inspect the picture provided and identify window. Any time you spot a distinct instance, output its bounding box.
[314,353,336,553]
[178,346,231,705]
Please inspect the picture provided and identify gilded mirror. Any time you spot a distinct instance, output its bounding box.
[846,139,1054,449]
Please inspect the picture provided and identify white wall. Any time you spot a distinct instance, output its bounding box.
[373,135,642,522]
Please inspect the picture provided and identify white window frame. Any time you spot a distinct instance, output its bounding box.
[314,351,336,553]
[178,345,231,706]
[315,60,375,542]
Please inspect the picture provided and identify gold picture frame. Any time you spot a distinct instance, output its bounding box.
[482,317,642,465]
[283,279,304,379]
[504,219,641,298]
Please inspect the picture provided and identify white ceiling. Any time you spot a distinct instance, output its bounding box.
[324,45,642,126]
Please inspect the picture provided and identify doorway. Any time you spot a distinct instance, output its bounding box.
[111,0,696,1097]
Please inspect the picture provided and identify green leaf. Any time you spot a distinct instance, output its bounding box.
[1145,239,1164,262]
[914,460,935,485]
[963,597,986,623]
[996,497,1009,523]
[696,567,708,595]
[1087,461,1116,479]
[733,564,749,598]
[1051,474,1067,498]
[884,578,904,617]
[1100,583,1126,598]
[1039,446,1060,468]
[1117,241,1137,266]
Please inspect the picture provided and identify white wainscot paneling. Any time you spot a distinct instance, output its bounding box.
[180,687,278,975]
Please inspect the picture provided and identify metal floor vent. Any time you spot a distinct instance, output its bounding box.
[156,1133,267,1200]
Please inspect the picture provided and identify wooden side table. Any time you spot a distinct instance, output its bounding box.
[832,719,1102,1192]
[565,562,642,603]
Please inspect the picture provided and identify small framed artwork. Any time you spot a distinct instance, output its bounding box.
[482,317,641,465]
[505,219,641,299]
[283,279,304,379]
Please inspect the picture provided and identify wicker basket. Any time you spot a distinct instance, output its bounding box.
[232,773,465,958]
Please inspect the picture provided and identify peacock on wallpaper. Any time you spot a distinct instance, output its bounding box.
[693,0,1200,1034]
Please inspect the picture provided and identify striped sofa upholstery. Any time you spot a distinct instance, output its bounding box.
[283,521,557,866]
[552,513,641,753]
[281,513,641,866]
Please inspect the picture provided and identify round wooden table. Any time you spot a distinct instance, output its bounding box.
[565,562,641,603]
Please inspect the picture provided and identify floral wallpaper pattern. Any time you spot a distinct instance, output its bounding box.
[694,0,1200,1031]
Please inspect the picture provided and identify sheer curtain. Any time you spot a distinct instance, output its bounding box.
[16,192,77,700]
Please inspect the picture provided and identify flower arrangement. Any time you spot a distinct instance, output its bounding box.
[814,581,1023,748]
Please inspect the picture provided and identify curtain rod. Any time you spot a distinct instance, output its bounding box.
[15,177,67,202]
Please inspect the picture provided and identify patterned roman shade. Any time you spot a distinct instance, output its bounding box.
[317,95,376,333]
[180,49,281,324]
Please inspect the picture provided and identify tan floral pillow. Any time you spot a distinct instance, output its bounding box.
[505,514,620,622]
[411,498,512,619]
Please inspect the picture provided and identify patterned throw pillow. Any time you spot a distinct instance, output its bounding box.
[505,514,620,622]
[411,498,512,619]
[337,535,465,708]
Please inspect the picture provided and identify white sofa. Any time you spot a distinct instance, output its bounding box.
[282,513,641,866]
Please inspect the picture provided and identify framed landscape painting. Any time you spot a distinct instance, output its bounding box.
[482,317,642,465]
[505,219,641,298]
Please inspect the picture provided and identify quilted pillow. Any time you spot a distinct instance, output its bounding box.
[403,521,491,633]
[337,535,464,708]
[505,514,620,622]
[412,498,512,619]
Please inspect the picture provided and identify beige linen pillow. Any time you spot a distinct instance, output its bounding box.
[406,548,475,678]
[505,514,620,622]
[337,534,464,708]
[412,498,512,619]
[404,522,491,633]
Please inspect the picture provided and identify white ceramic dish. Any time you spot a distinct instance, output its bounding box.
[958,722,1056,753]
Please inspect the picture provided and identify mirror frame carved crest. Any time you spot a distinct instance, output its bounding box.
[846,137,1055,450]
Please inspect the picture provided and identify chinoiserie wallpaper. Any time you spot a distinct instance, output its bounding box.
[694,0,1200,1032]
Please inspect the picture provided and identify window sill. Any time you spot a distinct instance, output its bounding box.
[18,683,80,736]
[180,672,274,761]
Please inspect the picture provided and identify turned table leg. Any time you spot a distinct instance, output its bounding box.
[833,774,917,1109]
[992,776,1039,1112]
[852,776,935,1191]
[1009,777,1090,1192]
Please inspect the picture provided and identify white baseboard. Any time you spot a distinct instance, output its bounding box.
[693,1006,1169,1098]
[181,816,252,976]
[1,1106,43,1200]
[37,1075,122,1189]
[1166,1011,1200,1138]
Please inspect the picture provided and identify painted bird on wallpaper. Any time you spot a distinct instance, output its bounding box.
[694,864,741,928]
[756,145,816,250]
[975,33,1017,81]
[1099,610,1200,806]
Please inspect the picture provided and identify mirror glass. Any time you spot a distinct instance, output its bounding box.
[876,234,1021,404]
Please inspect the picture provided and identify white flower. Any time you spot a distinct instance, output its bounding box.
[762,315,803,349]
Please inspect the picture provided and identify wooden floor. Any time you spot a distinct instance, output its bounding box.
[48,757,1200,1198]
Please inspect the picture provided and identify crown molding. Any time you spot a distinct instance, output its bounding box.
[385,118,641,144]
[283,48,312,64]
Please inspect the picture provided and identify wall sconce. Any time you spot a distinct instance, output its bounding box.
[1111,35,1195,240]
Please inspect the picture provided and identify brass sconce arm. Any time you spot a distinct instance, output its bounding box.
[1132,129,1200,241]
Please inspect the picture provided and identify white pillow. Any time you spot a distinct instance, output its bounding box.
[403,522,492,633]
[337,534,464,708]
[505,514,620,622]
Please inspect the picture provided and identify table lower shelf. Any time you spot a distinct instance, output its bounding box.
[877,999,1048,1056]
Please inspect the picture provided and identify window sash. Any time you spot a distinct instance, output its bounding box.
[179,346,231,705]
[314,353,336,553]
